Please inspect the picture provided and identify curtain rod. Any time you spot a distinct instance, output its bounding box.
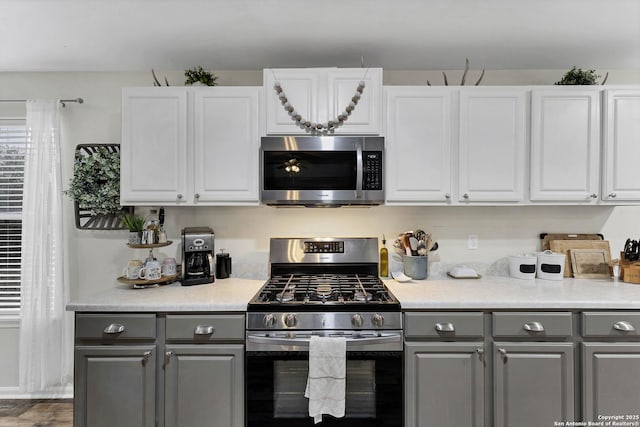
[0,98,84,107]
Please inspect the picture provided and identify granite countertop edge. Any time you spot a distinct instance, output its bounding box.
[66,276,640,312]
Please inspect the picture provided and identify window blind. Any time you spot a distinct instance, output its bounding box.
[0,121,26,311]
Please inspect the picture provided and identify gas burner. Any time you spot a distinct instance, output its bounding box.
[315,283,333,298]
[354,291,372,302]
[276,292,295,303]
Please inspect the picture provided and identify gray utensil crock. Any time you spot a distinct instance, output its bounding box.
[403,255,428,279]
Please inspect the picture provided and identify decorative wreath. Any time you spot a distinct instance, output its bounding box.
[66,147,122,215]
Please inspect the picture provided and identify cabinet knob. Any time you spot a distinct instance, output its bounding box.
[434,322,455,332]
[463,193,469,199]
[194,325,215,335]
[523,321,545,333]
[609,192,617,198]
[444,193,451,200]
[589,193,598,199]
[177,193,183,200]
[103,323,125,334]
[613,321,636,332]
[164,351,174,365]
[194,193,200,200]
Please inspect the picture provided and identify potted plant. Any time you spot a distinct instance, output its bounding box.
[555,67,608,85]
[184,66,219,86]
[120,212,147,245]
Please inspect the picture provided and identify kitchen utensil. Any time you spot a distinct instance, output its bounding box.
[429,241,439,252]
[400,234,412,256]
[409,237,419,256]
[536,250,565,280]
[414,229,427,242]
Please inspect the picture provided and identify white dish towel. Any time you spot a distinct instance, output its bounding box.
[304,335,347,424]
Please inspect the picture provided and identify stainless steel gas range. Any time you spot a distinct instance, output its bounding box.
[246,237,403,427]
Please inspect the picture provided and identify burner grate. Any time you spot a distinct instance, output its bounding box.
[254,273,395,306]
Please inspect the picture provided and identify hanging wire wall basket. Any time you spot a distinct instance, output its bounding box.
[70,143,132,230]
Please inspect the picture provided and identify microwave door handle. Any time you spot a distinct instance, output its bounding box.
[355,143,363,200]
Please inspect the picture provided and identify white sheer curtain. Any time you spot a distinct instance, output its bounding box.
[19,100,73,393]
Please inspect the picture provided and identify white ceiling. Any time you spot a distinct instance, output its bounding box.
[2,0,640,72]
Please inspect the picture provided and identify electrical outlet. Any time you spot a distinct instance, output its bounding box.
[468,234,478,249]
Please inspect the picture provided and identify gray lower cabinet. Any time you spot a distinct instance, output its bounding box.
[582,312,640,421]
[582,343,640,419]
[164,344,244,427]
[74,313,245,427]
[404,312,486,427]
[405,342,485,427]
[493,342,575,427]
[74,345,156,427]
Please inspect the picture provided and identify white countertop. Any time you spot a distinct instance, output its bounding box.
[67,276,640,313]
[67,278,265,312]
[384,276,640,310]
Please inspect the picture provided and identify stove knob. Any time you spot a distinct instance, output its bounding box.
[263,313,276,328]
[371,313,385,328]
[351,314,364,328]
[284,313,297,328]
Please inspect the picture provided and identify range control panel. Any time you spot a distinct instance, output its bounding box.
[363,151,382,190]
[304,241,345,253]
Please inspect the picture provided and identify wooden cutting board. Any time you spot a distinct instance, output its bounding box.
[548,239,611,277]
[540,233,604,251]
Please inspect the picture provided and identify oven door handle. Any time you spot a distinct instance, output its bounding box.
[247,333,402,348]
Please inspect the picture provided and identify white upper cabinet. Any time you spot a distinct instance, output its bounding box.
[193,88,261,204]
[602,89,640,202]
[458,88,527,202]
[121,88,189,205]
[384,87,452,203]
[121,87,261,206]
[264,68,382,135]
[530,89,600,202]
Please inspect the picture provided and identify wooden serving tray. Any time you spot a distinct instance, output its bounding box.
[127,240,173,249]
[117,272,181,288]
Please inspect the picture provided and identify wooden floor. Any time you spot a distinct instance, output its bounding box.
[0,399,72,427]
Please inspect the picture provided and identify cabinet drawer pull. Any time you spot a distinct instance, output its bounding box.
[523,322,545,332]
[103,323,125,334]
[498,347,508,361]
[613,321,636,332]
[589,193,598,199]
[434,322,455,332]
[194,325,215,335]
[142,351,152,366]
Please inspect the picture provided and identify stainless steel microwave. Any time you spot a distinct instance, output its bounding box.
[260,136,384,206]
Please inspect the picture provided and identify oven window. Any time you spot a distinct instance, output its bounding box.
[273,360,376,419]
[247,351,402,427]
[263,151,357,190]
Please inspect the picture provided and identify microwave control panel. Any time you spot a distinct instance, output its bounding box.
[363,151,383,190]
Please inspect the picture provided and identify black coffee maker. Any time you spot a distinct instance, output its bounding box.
[181,227,215,286]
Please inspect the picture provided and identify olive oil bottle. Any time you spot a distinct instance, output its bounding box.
[380,235,389,277]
